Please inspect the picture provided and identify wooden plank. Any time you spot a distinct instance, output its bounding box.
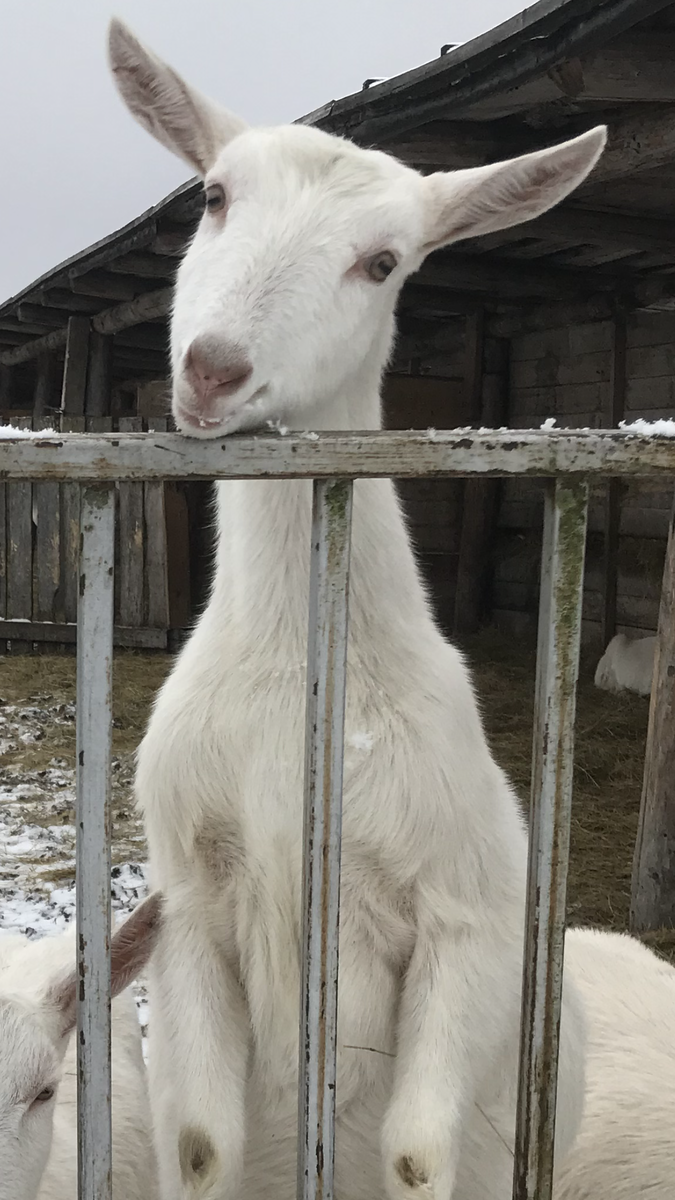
[631,495,675,932]
[601,312,627,647]
[60,415,85,624]
[85,331,113,417]
[34,351,57,417]
[33,416,61,622]
[164,482,192,629]
[0,619,167,649]
[144,417,170,629]
[60,316,90,415]
[6,416,33,622]
[454,347,509,637]
[117,416,144,628]
[464,308,485,421]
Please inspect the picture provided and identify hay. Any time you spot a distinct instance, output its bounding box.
[465,628,653,944]
[1,634,666,953]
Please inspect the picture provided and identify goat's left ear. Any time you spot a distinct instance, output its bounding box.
[421,126,607,251]
[45,892,164,1038]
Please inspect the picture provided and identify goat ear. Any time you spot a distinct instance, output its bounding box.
[108,18,248,175]
[109,891,163,997]
[421,126,607,251]
[45,892,163,1039]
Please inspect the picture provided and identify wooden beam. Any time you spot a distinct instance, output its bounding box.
[37,288,104,315]
[466,206,675,260]
[0,286,173,366]
[92,287,172,336]
[69,269,138,302]
[60,316,90,416]
[67,223,157,279]
[601,311,627,648]
[417,253,616,300]
[580,104,675,191]
[464,308,485,421]
[0,619,168,649]
[85,331,113,418]
[107,253,176,279]
[18,304,66,329]
[631,495,675,932]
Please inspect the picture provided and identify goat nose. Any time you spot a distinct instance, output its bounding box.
[185,340,253,403]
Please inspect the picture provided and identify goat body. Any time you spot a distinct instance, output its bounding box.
[594,633,655,696]
[108,20,609,1200]
[0,895,161,1200]
[557,929,675,1199]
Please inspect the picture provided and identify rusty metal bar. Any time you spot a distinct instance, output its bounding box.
[76,483,115,1200]
[513,477,589,1200]
[298,478,353,1200]
[1,428,675,482]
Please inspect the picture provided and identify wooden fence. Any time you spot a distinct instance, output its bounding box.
[0,415,172,651]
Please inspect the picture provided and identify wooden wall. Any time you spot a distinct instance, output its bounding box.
[494,311,675,642]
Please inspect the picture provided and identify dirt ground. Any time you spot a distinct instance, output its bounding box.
[0,632,659,950]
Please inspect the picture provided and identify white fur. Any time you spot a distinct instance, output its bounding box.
[0,908,159,1200]
[108,19,608,1200]
[594,633,655,696]
[557,929,675,1199]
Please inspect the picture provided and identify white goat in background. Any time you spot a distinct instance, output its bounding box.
[109,20,607,1200]
[0,893,161,1200]
[594,633,655,696]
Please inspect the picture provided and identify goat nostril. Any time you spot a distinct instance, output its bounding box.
[185,344,252,399]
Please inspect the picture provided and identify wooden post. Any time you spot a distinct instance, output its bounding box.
[601,310,627,647]
[0,364,14,409]
[630,496,675,933]
[454,326,508,637]
[85,331,113,417]
[61,316,90,415]
[34,351,57,417]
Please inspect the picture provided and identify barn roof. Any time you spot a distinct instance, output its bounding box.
[2,0,675,377]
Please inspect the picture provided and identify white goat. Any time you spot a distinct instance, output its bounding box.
[556,928,675,1199]
[109,20,607,1200]
[594,633,655,696]
[0,893,161,1200]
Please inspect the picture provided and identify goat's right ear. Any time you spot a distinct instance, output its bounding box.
[108,18,248,175]
[45,892,164,1039]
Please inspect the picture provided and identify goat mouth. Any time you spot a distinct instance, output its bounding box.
[175,386,270,436]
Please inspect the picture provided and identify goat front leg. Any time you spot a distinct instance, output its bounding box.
[149,898,249,1200]
[382,882,514,1200]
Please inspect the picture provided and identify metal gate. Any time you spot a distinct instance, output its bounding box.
[2,424,674,1200]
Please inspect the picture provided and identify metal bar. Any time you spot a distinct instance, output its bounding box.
[76,484,115,1200]
[1,429,675,482]
[513,477,589,1200]
[298,478,353,1200]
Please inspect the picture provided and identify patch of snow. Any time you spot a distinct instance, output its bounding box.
[300,430,320,441]
[540,417,558,430]
[0,424,60,438]
[266,418,290,436]
[619,418,675,437]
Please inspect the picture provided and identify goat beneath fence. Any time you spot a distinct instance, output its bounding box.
[0,894,161,1200]
[106,18,610,1200]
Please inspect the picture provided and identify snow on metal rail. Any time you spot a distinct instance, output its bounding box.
[4,427,673,1200]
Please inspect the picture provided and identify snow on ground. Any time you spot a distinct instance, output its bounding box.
[0,693,150,1042]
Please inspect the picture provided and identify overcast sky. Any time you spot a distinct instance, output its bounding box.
[0,0,523,304]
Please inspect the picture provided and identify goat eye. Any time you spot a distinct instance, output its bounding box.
[32,1087,55,1106]
[365,251,397,283]
[204,184,227,213]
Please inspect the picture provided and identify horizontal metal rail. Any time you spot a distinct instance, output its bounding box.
[1,427,675,480]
